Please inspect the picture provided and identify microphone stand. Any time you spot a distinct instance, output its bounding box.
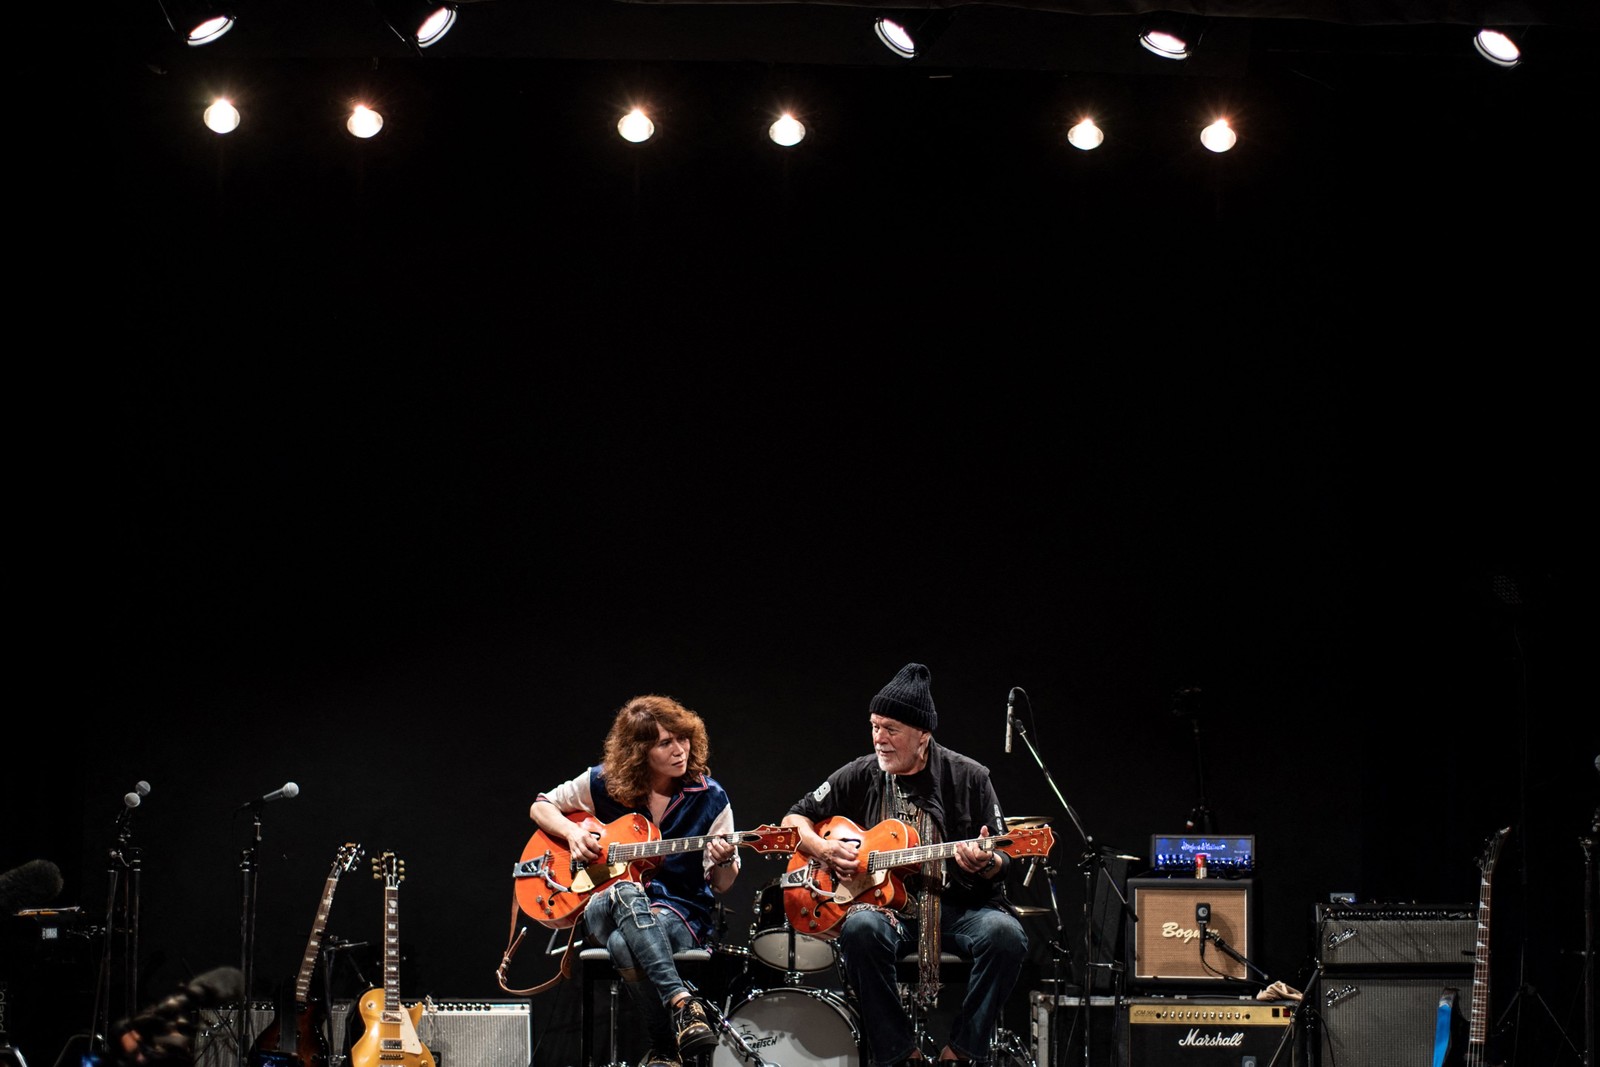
[1199,927,1271,987]
[1582,803,1596,1067]
[238,807,266,1067]
[1172,688,1215,834]
[1012,717,1135,1067]
[88,810,143,1057]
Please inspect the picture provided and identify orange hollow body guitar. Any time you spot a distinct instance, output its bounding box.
[781,815,1056,939]
[350,853,435,1067]
[513,813,799,929]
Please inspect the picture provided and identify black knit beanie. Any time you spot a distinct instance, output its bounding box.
[870,662,937,732]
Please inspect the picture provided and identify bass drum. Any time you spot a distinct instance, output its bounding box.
[749,880,837,973]
[711,987,861,1067]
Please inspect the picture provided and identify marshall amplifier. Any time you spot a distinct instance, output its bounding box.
[1126,997,1298,1067]
[1129,879,1254,985]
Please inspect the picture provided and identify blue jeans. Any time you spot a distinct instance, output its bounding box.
[584,880,701,1052]
[836,903,1027,1066]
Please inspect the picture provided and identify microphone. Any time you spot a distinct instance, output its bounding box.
[115,781,152,829]
[1022,857,1038,888]
[239,781,300,809]
[0,858,65,912]
[1005,687,1015,754]
[117,965,246,1060]
[1195,901,1211,945]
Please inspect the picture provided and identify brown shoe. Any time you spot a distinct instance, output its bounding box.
[673,997,717,1054]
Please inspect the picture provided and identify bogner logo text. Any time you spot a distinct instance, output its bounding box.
[1161,922,1204,943]
[1177,1029,1247,1047]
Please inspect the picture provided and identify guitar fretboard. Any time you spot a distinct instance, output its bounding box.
[1465,827,1509,1067]
[382,884,401,1012]
[607,830,766,862]
[866,837,1004,872]
[294,876,341,1003]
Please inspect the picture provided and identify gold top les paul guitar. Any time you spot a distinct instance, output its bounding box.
[350,853,435,1067]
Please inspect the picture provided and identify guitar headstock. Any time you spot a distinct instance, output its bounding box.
[373,851,405,887]
[996,826,1055,859]
[334,842,365,876]
[1478,826,1511,875]
[746,825,801,854]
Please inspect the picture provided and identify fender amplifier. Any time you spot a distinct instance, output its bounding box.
[1125,997,1298,1067]
[1314,904,1475,970]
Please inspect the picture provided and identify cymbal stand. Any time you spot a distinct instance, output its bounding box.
[1011,709,1133,1067]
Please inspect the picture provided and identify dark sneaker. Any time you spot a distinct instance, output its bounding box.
[641,1050,681,1067]
[673,997,717,1054]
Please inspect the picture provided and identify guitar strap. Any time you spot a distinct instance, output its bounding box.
[496,888,577,996]
[886,776,943,1011]
[1430,987,1460,1067]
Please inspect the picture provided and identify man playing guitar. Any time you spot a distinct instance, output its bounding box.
[781,663,1030,1067]
[531,695,740,1067]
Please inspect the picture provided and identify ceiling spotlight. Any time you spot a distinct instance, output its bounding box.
[347,104,384,139]
[1473,28,1522,68]
[1138,16,1196,60]
[1200,118,1237,153]
[157,0,236,46]
[378,0,459,52]
[203,97,240,134]
[769,112,806,147]
[617,107,655,144]
[1067,118,1103,151]
[872,10,952,60]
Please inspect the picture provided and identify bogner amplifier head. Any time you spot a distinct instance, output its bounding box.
[1126,998,1296,1067]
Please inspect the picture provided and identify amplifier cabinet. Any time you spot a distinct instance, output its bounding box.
[413,1000,532,1067]
[194,1001,356,1067]
[195,1000,531,1067]
[1314,905,1474,971]
[1316,975,1471,1067]
[1029,991,1120,1067]
[1129,879,1253,985]
[1126,997,1297,1067]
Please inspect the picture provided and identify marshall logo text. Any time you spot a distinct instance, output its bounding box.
[1177,1029,1246,1048]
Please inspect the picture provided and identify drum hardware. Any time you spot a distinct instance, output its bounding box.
[710,986,861,1067]
[749,880,839,977]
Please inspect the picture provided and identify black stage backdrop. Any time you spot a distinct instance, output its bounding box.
[4,37,1596,1067]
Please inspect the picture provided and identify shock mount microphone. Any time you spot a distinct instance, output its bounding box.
[1005,687,1015,754]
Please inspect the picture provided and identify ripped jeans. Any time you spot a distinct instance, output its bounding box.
[835,903,1028,1066]
[584,880,701,1052]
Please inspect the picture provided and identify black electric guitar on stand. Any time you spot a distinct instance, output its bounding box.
[351,853,435,1067]
[250,843,365,1067]
[1432,826,1510,1067]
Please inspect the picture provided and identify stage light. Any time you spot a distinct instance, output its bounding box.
[1067,118,1103,151]
[1138,16,1195,60]
[618,107,655,143]
[1473,29,1522,68]
[872,11,951,60]
[378,0,459,52]
[203,97,240,134]
[1200,118,1236,153]
[347,104,384,139]
[769,112,806,147]
[156,0,236,46]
